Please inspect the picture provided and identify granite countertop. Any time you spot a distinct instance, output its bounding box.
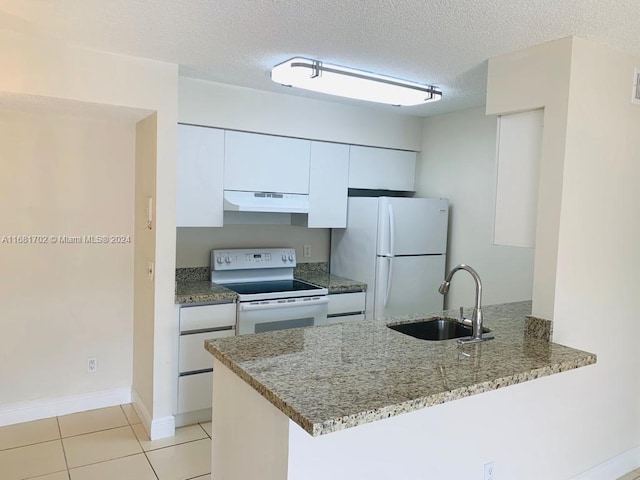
[294,263,367,293]
[175,263,367,304]
[205,301,597,436]
[175,280,237,304]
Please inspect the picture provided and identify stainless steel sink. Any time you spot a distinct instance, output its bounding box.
[388,317,491,341]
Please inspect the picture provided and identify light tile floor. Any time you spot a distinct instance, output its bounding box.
[0,405,211,480]
[2,406,638,480]
[619,468,640,480]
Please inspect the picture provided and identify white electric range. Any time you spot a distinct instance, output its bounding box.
[211,248,329,335]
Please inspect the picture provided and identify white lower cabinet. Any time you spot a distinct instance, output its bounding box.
[176,302,236,426]
[178,372,214,413]
[326,291,366,324]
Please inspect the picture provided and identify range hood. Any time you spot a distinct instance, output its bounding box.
[223,190,310,214]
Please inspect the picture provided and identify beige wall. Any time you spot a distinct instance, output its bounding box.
[458,36,640,477]
[550,37,640,469]
[0,29,178,434]
[176,226,330,268]
[0,108,134,404]
[416,107,535,308]
[486,37,573,319]
[133,114,157,415]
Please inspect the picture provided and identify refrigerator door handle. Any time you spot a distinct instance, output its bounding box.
[388,203,395,256]
[384,256,394,307]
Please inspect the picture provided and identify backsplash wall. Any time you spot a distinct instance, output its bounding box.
[176,225,330,267]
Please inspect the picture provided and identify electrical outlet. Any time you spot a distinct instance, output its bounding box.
[303,244,311,258]
[484,461,495,480]
[87,357,97,373]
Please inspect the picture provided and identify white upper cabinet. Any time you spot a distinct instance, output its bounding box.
[224,131,311,194]
[176,124,224,227]
[307,141,349,228]
[493,108,544,248]
[348,145,417,191]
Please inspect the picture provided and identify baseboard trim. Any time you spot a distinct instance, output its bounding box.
[571,445,640,479]
[0,387,131,427]
[131,389,175,441]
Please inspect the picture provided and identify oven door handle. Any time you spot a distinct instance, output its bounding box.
[238,297,329,311]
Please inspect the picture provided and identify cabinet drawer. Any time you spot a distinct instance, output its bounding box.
[328,291,366,315]
[179,303,236,332]
[178,372,213,414]
[326,313,365,325]
[179,329,235,373]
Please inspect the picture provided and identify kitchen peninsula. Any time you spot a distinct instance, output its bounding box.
[205,301,596,480]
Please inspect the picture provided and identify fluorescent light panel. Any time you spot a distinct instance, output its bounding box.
[271,57,442,106]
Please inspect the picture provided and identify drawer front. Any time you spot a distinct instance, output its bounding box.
[178,372,213,413]
[328,291,366,315]
[326,313,366,325]
[180,303,236,332]
[179,329,235,373]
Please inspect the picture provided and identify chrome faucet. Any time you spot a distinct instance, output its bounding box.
[438,264,492,344]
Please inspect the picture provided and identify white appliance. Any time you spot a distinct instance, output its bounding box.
[223,190,310,214]
[331,197,449,319]
[211,248,328,335]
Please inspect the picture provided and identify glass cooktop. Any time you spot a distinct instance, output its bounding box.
[222,279,324,296]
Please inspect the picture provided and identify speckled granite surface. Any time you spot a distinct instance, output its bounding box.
[295,262,367,293]
[175,280,237,304]
[525,315,553,341]
[205,300,596,436]
[175,263,366,303]
[176,267,210,283]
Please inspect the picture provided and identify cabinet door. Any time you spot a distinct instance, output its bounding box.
[348,145,416,191]
[176,124,224,227]
[307,142,349,228]
[224,131,310,194]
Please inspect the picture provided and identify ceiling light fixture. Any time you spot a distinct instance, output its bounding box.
[271,57,442,107]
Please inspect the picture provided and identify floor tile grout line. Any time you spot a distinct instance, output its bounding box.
[59,422,132,440]
[0,436,65,453]
[196,422,210,438]
[56,415,71,476]
[22,467,70,480]
[142,436,212,453]
[67,451,147,472]
[143,450,161,480]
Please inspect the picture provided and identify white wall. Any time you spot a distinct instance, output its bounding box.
[177,77,425,267]
[415,106,534,308]
[0,29,178,434]
[0,108,134,405]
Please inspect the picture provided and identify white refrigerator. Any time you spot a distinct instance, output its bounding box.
[331,197,449,319]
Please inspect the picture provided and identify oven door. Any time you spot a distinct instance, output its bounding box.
[237,296,329,335]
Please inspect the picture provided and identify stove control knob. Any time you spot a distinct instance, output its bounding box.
[281,254,287,262]
[216,256,223,264]
[225,256,231,264]
[288,254,294,262]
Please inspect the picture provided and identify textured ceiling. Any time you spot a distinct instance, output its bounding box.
[1,0,640,117]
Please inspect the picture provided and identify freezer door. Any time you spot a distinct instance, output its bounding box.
[373,255,446,319]
[377,197,449,256]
